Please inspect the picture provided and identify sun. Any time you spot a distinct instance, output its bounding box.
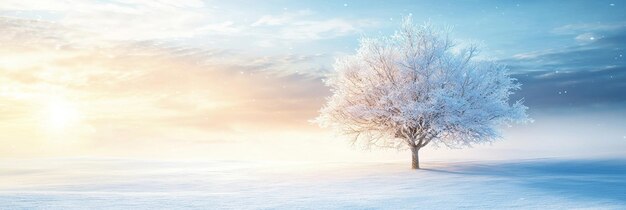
[45,99,81,131]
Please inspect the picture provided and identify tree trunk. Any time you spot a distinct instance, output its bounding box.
[411,146,420,169]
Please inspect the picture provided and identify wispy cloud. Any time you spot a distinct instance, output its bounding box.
[0,0,237,41]
[551,22,626,35]
[504,23,626,108]
[250,10,379,41]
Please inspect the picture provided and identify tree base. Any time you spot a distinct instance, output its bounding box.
[412,163,420,169]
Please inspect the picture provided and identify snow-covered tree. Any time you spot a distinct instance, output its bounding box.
[315,17,530,169]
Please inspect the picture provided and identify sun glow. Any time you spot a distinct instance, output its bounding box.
[45,99,81,131]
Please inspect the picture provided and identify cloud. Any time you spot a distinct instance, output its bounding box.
[575,32,598,43]
[503,26,626,108]
[1,1,379,51]
[551,21,626,45]
[552,22,626,35]
[0,0,237,41]
[513,66,626,108]
[250,10,379,41]
[251,10,315,26]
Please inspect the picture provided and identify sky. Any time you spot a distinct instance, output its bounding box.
[0,0,625,161]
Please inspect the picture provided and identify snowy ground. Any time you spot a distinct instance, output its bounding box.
[1,158,625,209]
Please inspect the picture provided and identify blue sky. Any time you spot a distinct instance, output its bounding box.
[0,0,625,160]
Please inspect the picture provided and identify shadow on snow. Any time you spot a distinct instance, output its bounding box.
[424,158,626,202]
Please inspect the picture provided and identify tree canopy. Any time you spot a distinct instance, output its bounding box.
[316,17,530,157]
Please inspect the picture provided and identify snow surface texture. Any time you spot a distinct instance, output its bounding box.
[1,158,625,209]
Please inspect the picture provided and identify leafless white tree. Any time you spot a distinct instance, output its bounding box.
[316,17,530,169]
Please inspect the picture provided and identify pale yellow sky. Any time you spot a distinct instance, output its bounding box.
[0,7,334,159]
[0,27,332,158]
